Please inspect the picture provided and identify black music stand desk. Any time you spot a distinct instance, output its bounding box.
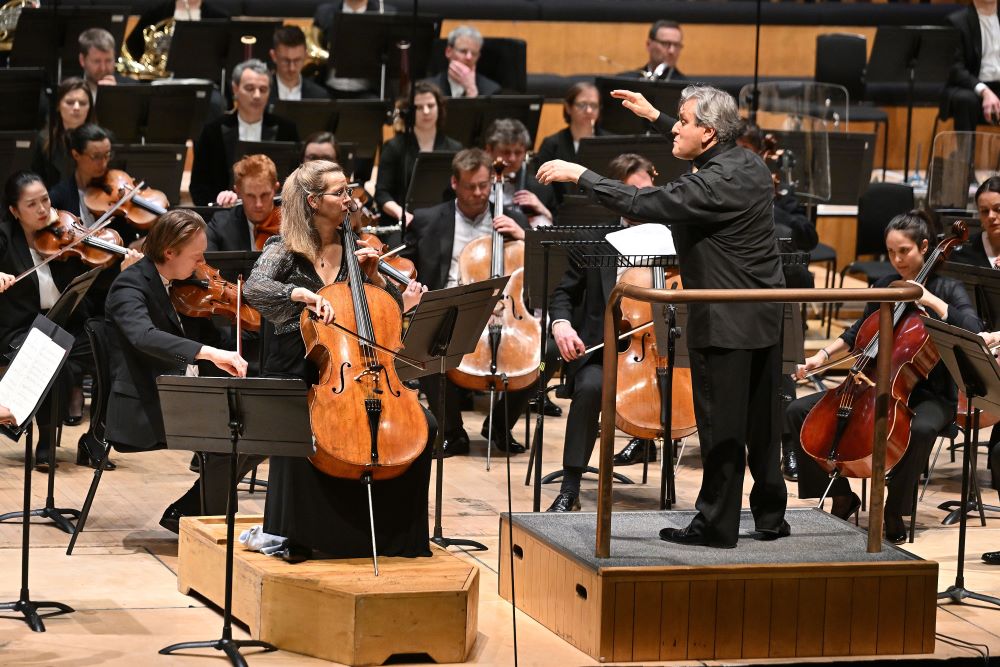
[156,376,311,667]
[405,151,458,212]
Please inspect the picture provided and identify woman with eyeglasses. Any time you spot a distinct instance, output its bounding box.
[31,78,95,188]
[244,159,432,562]
[374,81,462,228]
[535,82,606,205]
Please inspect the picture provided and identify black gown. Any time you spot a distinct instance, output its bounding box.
[244,234,435,558]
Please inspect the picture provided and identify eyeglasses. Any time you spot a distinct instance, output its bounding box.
[84,151,113,162]
[318,186,354,199]
[651,38,683,50]
[573,102,600,112]
[451,47,480,59]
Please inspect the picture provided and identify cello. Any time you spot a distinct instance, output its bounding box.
[800,221,968,479]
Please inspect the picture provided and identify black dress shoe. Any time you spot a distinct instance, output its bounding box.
[76,434,115,470]
[754,520,791,541]
[982,551,1000,565]
[278,542,311,564]
[480,425,526,454]
[546,492,580,512]
[63,415,83,426]
[437,429,470,458]
[781,449,798,481]
[884,512,907,545]
[33,447,57,472]
[159,504,184,534]
[189,454,201,473]
[530,395,563,417]
[613,438,657,466]
[659,526,736,549]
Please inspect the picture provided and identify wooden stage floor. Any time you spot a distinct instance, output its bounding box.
[2,386,1000,666]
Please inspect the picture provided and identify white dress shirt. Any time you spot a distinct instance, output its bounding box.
[238,116,263,143]
[27,247,60,310]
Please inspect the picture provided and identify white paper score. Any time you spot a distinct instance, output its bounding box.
[606,223,676,259]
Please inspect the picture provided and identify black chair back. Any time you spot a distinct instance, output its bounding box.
[815,33,868,102]
[856,182,915,257]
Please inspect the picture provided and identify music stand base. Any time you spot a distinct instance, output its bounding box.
[0,596,73,632]
[540,466,634,485]
[0,506,79,535]
[160,637,278,667]
[937,584,1000,608]
[937,501,1000,525]
[431,535,488,552]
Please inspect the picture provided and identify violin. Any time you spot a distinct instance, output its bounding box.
[615,266,697,440]
[349,189,417,285]
[252,205,281,251]
[800,221,968,479]
[170,262,262,332]
[34,209,129,269]
[299,209,427,482]
[84,169,169,230]
[448,158,541,392]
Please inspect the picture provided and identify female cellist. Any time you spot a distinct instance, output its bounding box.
[787,210,981,543]
[243,160,432,561]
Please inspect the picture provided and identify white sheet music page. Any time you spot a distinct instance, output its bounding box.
[606,223,676,258]
[0,328,67,426]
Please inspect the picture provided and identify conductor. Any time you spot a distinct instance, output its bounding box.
[537,85,788,548]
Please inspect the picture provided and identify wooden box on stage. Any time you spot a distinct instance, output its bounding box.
[499,511,937,662]
[177,515,479,666]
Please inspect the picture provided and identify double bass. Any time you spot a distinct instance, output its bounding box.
[448,159,541,392]
[800,221,968,479]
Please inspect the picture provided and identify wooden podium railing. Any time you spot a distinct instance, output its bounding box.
[596,283,924,558]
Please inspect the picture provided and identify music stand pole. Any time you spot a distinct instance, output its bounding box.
[659,304,678,510]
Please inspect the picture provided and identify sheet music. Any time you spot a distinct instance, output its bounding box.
[606,223,676,257]
[0,328,67,426]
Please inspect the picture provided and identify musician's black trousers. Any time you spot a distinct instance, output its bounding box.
[789,389,952,516]
[683,344,786,545]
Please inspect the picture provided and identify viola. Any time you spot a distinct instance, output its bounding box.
[299,211,427,481]
[448,158,541,392]
[615,266,697,440]
[84,169,169,230]
[800,221,968,479]
[170,262,262,332]
[252,205,281,251]
[34,209,129,269]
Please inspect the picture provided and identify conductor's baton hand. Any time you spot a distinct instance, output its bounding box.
[610,89,660,122]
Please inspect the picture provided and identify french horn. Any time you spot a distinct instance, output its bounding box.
[117,17,174,80]
[0,0,40,52]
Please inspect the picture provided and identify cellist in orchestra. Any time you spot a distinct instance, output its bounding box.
[243,160,432,561]
[538,85,788,548]
[546,153,660,512]
[789,211,981,544]
[207,155,282,251]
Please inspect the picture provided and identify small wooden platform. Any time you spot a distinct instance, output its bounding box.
[177,515,479,666]
[499,509,938,662]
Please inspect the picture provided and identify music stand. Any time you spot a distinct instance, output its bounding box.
[405,151,457,211]
[771,131,876,206]
[554,195,616,227]
[168,20,278,88]
[396,277,508,551]
[156,376,311,666]
[235,141,302,183]
[0,131,36,178]
[0,68,45,131]
[97,83,213,144]
[10,7,128,82]
[0,268,101,535]
[444,95,544,148]
[0,315,74,632]
[921,318,1000,609]
[595,76,686,136]
[111,144,186,204]
[576,135,688,182]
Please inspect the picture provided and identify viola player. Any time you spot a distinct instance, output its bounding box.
[208,155,282,251]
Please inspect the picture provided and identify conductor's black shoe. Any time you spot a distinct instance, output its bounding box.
[76,434,115,470]
[982,551,1000,565]
[546,492,581,512]
[658,526,736,549]
[159,504,184,534]
[480,425,526,454]
[613,438,657,466]
[781,450,798,481]
[438,429,470,458]
[754,520,792,541]
[278,543,311,564]
[884,513,907,545]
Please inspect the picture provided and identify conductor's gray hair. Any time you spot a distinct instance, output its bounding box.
[447,25,484,48]
[231,58,269,87]
[679,85,742,144]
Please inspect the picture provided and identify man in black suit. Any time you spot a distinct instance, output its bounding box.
[619,20,687,82]
[268,25,330,104]
[190,59,298,206]
[538,85,788,548]
[942,0,1000,132]
[77,28,137,103]
[425,25,501,98]
[484,118,557,227]
[401,148,530,456]
[104,209,256,533]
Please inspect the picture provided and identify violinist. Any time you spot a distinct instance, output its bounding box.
[400,148,530,457]
[789,211,982,544]
[301,131,340,164]
[32,78,94,188]
[104,210,252,533]
[484,119,557,228]
[538,85,788,548]
[243,160,431,560]
[208,154,281,251]
[547,153,659,512]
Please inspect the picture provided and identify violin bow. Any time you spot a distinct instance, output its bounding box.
[580,320,655,357]
[236,274,243,359]
[14,181,146,284]
[311,314,426,371]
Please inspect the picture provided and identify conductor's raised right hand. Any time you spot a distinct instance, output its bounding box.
[611,89,660,122]
[553,321,586,361]
[197,347,248,378]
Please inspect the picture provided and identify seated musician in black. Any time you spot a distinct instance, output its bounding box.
[484,119,557,228]
[32,78,94,188]
[104,209,253,533]
[535,82,607,206]
[208,154,281,252]
[244,159,431,560]
[619,20,687,82]
[400,148,530,457]
[787,211,982,544]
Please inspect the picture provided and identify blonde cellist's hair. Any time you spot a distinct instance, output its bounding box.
[280,159,344,262]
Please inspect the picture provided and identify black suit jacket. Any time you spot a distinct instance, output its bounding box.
[267,73,330,105]
[424,70,502,98]
[104,256,217,450]
[190,111,299,205]
[374,132,462,212]
[951,232,991,268]
[535,126,607,204]
[206,205,253,253]
[401,200,529,291]
[125,1,230,58]
[943,7,1000,116]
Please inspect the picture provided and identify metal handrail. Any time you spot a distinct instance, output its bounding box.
[596,283,925,558]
